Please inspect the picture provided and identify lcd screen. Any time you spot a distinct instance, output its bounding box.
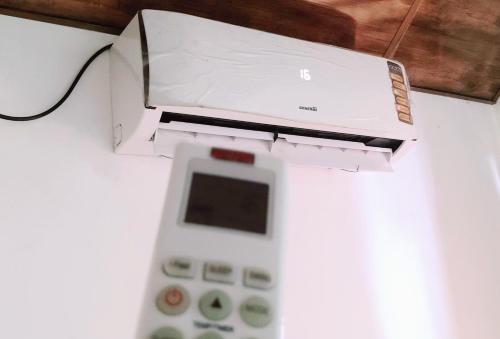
[184,173,269,234]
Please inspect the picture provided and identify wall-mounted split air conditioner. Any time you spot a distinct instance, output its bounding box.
[110,10,417,171]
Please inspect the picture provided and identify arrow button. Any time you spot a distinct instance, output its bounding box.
[211,297,222,309]
[199,290,232,321]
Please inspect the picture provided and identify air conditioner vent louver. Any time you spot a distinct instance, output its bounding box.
[160,112,403,153]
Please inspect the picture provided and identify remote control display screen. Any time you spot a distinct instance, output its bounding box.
[184,173,269,234]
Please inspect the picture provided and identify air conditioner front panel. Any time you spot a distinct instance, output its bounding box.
[110,10,417,170]
[141,10,414,138]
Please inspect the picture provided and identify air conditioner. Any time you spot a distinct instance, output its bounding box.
[110,10,417,171]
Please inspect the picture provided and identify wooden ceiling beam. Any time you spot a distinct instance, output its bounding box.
[0,6,121,34]
[395,0,500,101]
[412,86,497,105]
[384,0,424,58]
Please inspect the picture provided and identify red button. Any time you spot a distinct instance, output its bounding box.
[211,148,255,164]
[164,287,183,306]
[156,285,191,315]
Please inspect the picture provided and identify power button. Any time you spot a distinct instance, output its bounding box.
[156,285,190,316]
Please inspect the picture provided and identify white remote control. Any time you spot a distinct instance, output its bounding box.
[136,143,287,339]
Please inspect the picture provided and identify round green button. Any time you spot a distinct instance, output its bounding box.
[150,326,184,339]
[199,289,232,321]
[196,331,224,339]
[240,296,272,328]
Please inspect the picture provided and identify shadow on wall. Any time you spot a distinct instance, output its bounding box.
[127,0,357,49]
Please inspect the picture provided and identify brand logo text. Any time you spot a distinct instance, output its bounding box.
[299,106,317,111]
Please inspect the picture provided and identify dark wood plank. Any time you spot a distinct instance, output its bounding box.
[384,0,424,58]
[0,6,121,34]
[395,0,500,101]
[0,0,131,28]
[297,0,414,55]
[0,0,413,53]
[412,86,496,105]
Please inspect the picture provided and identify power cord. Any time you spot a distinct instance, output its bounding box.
[0,43,112,122]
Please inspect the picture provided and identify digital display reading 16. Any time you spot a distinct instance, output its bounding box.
[184,173,269,235]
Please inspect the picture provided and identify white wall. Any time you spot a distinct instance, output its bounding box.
[284,93,500,339]
[1,14,499,339]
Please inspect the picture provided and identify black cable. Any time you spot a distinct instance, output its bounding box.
[0,43,113,122]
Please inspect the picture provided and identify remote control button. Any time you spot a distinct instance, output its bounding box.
[156,285,190,316]
[163,257,196,279]
[204,262,235,284]
[196,332,224,339]
[244,268,273,290]
[150,326,184,339]
[240,296,272,328]
[199,290,232,321]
